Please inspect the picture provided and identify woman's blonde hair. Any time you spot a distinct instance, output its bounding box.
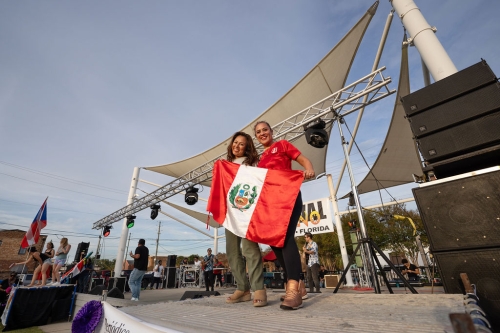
[60,238,68,248]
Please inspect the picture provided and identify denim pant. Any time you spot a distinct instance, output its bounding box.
[128,268,146,299]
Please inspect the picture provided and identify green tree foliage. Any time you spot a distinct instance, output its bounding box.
[295,204,427,270]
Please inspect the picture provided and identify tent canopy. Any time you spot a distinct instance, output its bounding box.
[144,3,378,187]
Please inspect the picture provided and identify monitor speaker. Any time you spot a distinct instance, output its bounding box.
[107,277,126,294]
[88,284,106,295]
[433,248,500,330]
[324,275,340,288]
[73,242,90,263]
[179,291,220,301]
[167,255,177,267]
[401,60,497,116]
[107,287,125,299]
[90,278,103,291]
[413,168,500,252]
[165,267,177,288]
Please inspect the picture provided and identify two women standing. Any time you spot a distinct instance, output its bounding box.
[224,121,315,310]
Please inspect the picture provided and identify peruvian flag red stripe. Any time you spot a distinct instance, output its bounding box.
[207,160,303,247]
[21,197,48,248]
[62,259,84,280]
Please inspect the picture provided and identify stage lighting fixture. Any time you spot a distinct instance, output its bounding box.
[103,225,112,237]
[126,215,136,228]
[150,204,161,220]
[304,119,329,148]
[185,186,199,205]
[348,220,357,231]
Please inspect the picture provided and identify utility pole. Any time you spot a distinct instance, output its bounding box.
[155,221,161,263]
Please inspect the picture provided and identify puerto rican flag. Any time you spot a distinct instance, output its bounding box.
[20,197,48,248]
[207,160,303,247]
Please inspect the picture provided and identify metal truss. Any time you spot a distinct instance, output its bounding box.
[92,67,395,230]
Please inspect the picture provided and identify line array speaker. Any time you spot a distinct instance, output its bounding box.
[402,60,497,116]
[408,82,500,138]
[73,242,90,263]
[167,255,177,267]
[433,248,500,330]
[413,168,500,252]
[165,267,177,288]
[416,109,500,163]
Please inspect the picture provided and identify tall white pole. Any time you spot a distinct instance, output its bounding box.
[327,174,354,287]
[213,228,218,255]
[114,167,140,278]
[390,0,457,81]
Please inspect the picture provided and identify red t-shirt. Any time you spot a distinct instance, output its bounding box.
[257,140,301,171]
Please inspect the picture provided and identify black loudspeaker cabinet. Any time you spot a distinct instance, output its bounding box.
[107,277,126,294]
[434,248,500,330]
[107,287,125,299]
[408,82,500,138]
[165,267,177,288]
[401,60,497,116]
[413,168,500,252]
[73,242,90,263]
[416,109,500,163]
[179,291,220,301]
[167,255,177,267]
[88,284,106,295]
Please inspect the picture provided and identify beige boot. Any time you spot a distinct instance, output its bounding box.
[281,279,307,301]
[280,279,302,310]
[226,290,251,304]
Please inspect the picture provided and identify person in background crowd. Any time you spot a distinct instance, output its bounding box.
[319,265,327,288]
[401,258,420,281]
[10,247,50,286]
[303,232,320,293]
[203,248,215,292]
[254,120,315,310]
[153,260,164,290]
[223,131,267,307]
[52,238,71,285]
[128,239,149,301]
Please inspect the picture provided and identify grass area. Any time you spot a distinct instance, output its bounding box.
[0,323,44,332]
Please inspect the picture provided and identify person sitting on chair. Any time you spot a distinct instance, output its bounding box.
[401,258,420,281]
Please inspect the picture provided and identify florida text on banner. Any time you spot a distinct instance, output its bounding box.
[207,160,303,247]
[295,197,334,236]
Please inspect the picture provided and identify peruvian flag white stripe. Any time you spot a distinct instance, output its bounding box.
[224,165,268,238]
[207,160,304,247]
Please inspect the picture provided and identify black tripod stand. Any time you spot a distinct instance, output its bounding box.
[330,110,418,294]
[333,236,418,294]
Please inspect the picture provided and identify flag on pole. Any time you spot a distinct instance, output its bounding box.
[207,160,303,247]
[20,197,48,248]
[61,251,93,281]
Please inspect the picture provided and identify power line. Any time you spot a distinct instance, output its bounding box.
[0,160,127,194]
[0,198,110,216]
[0,172,123,202]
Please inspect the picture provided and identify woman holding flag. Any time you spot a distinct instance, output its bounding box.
[224,131,267,307]
[254,120,315,310]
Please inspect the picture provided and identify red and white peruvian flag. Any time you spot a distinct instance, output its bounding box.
[62,259,84,280]
[207,160,303,247]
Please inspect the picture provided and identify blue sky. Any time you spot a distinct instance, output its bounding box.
[1,1,499,260]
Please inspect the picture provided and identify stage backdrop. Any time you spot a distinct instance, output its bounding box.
[295,197,334,236]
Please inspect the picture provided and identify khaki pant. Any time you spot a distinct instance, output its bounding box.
[225,229,264,291]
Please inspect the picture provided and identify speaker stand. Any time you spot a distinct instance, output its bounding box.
[333,237,418,294]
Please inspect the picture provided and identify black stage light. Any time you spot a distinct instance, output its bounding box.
[126,215,136,229]
[185,186,199,205]
[150,204,161,220]
[348,192,356,207]
[304,119,329,148]
[348,220,357,231]
[103,225,112,237]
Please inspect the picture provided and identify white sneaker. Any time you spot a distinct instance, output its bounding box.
[131,297,137,301]
[132,298,139,301]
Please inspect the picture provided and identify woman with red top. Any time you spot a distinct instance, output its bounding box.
[254,120,315,310]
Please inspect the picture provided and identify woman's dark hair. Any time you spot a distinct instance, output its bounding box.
[226,131,259,166]
[29,246,38,253]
